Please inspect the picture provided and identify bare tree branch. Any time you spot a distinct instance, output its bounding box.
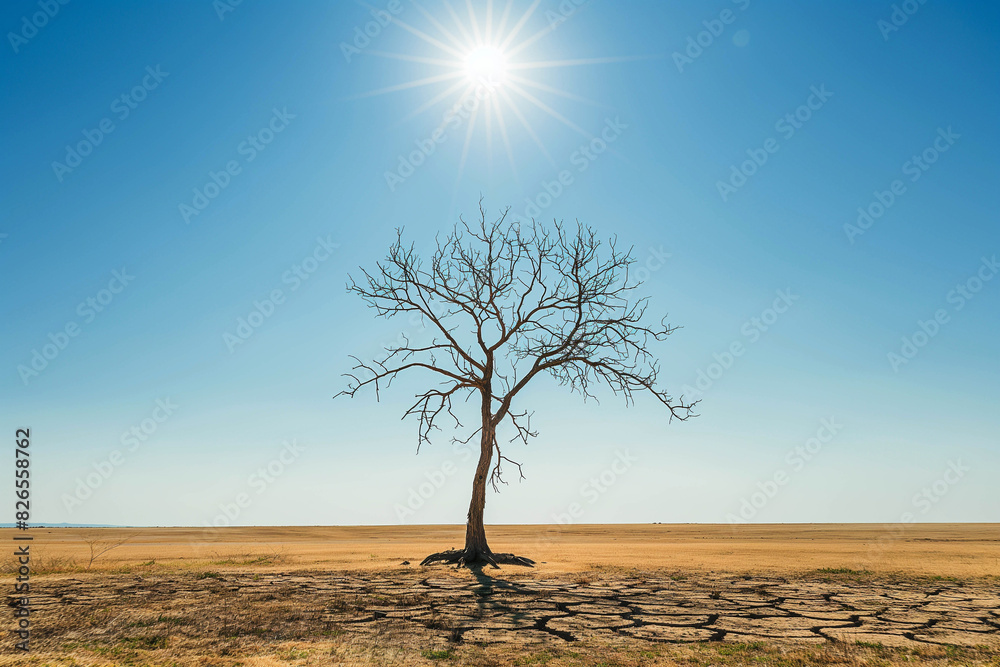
[337,202,698,488]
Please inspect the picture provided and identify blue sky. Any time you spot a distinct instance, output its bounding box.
[2,0,997,528]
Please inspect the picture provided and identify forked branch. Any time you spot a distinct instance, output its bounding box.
[337,203,698,473]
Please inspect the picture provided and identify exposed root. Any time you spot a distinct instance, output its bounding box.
[420,548,535,569]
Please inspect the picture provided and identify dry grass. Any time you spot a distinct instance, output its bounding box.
[3,636,999,666]
[2,523,997,577]
[0,525,997,666]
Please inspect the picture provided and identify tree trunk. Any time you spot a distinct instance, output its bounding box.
[464,422,494,559]
[419,385,534,568]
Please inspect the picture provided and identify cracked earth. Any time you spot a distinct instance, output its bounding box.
[21,569,1000,652]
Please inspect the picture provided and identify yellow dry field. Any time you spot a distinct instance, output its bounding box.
[4,523,999,576]
[1,524,998,667]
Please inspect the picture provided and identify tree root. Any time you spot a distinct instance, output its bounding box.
[420,548,535,569]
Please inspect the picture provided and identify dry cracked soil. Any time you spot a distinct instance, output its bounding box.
[7,567,1000,665]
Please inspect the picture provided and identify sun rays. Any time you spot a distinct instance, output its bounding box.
[355,0,642,194]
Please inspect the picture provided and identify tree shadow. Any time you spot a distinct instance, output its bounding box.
[464,564,547,635]
[468,563,532,594]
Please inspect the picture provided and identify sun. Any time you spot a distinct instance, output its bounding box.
[352,1,644,196]
[463,45,508,86]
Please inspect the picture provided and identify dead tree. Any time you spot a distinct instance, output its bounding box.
[337,204,697,568]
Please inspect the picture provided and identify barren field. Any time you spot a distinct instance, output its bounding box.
[2,524,998,666]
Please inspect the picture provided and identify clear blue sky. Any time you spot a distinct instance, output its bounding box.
[2,0,997,528]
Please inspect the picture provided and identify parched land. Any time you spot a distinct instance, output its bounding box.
[1,524,998,666]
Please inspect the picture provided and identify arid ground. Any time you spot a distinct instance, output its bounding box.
[2,524,998,666]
